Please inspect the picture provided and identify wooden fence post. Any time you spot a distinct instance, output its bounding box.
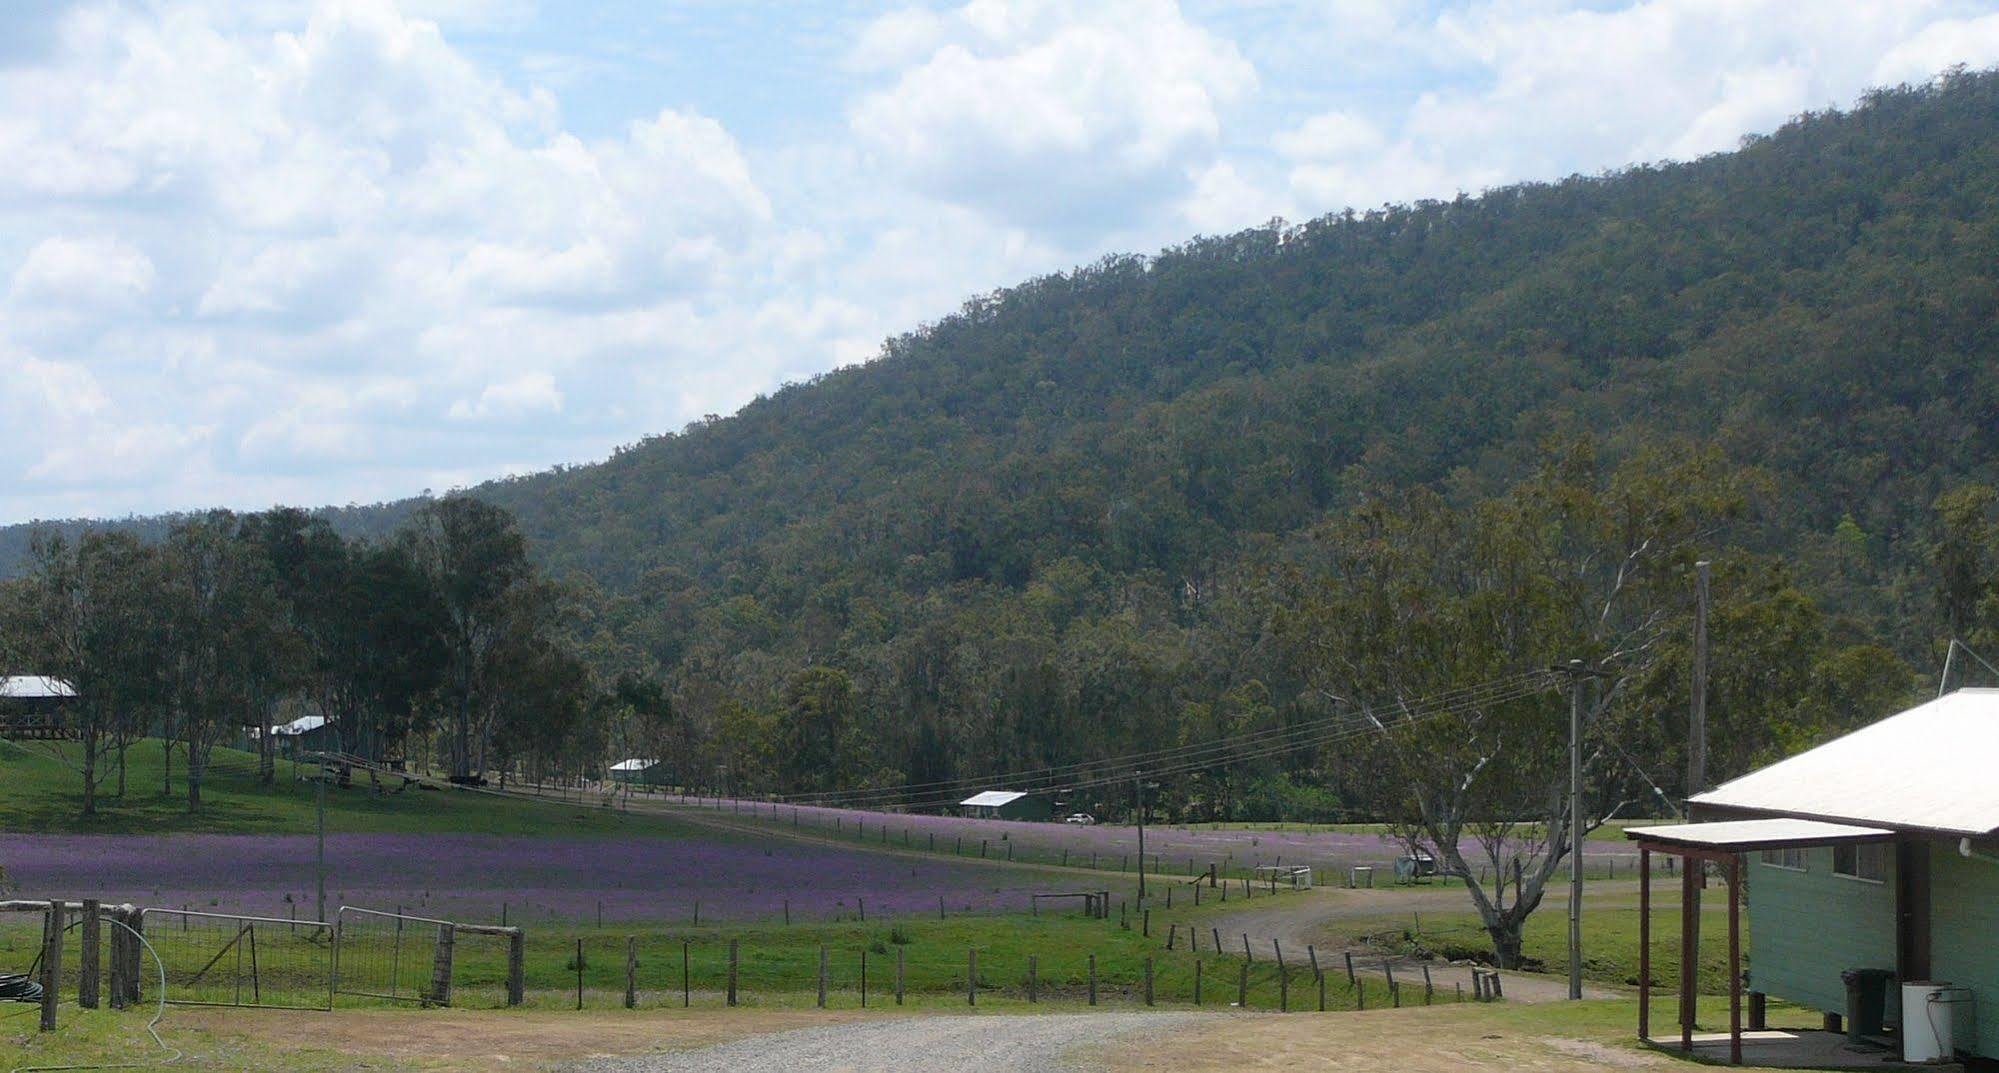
[1344,951,1356,985]
[108,911,127,1012]
[506,931,525,1007]
[728,940,739,1007]
[896,946,905,1006]
[1236,961,1248,1008]
[1212,927,1222,954]
[574,937,584,1011]
[430,924,456,1009]
[681,939,690,1008]
[40,900,62,1031]
[1194,959,1202,1005]
[1318,968,1327,1012]
[79,899,101,1009]
[967,948,977,1006]
[1144,957,1154,1006]
[125,908,144,1005]
[1276,940,1288,1012]
[1027,955,1038,1003]
[625,936,638,1009]
[1166,923,1176,950]
[1422,963,1434,1004]
[817,945,827,1008]
[1088,954,1097,1006]
[860,949,867,1008]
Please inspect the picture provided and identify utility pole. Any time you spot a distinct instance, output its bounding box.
[1690,561,1710,798]
[315,751,328,924]
[1686,561,1711,1012]
[1135,771,1147,901]
[1567,659,1585,1001]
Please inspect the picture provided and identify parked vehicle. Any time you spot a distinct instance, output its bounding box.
[1063,812,1097,825]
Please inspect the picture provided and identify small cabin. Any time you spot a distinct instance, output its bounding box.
[0,675,77,739]
[958,790,1053,822]
[1628,689,1999,1065]
[609,758,664,787]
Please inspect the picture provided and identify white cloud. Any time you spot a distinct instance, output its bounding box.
[849,0,1257,235]
[448,371,563,420]
[8,235,155,309]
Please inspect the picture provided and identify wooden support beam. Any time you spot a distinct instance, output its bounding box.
[1728,854,1743,1066]
[1639,848,1651,1042]
[1680,858,1698,1052]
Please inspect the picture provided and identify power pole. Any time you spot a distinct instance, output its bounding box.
[1685,561,1711,1012]
[315,751,328,924]
[1566,659,1585,1001]
[1135,771,1147,901]
[1690,561,1710,798]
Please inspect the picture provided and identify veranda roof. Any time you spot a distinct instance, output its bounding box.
[960,790,1032,808]
[0,676,77,699]
[1625,818,1893,852]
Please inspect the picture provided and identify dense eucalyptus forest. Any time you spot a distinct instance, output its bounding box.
[10,71,1999,825]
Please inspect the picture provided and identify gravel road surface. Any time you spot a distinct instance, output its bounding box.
[568,1012,1202,1073]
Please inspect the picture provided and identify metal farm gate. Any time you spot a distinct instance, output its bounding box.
[136,907,335,1010]
[333,906,523,1007]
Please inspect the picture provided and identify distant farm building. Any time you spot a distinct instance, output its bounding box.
[0,675,77,739]
[1629,689,1999,1064]
[609,758,664,786]
[248,713,337,759]
[958,790,1052,822]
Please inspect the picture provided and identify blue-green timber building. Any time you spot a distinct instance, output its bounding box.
[1631,689,1999,1063]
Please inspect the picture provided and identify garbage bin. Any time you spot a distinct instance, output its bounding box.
[1842,968,1895,1042]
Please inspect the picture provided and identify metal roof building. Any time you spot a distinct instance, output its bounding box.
[957,790,1052,821]
[0,676,77,700]
[1627,689,1999,1064]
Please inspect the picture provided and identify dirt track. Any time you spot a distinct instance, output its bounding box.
[566,1012,1202,1073]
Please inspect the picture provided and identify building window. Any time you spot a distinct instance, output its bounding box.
[1833,842,1887,882]
[1760,847,1807,871]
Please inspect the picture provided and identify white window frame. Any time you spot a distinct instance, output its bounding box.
[1759,846,1808,872]
[1832,842,1887,883]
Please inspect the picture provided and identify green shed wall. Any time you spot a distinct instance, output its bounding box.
[1747,847,1898,1022]
[1926,849,1999,1057]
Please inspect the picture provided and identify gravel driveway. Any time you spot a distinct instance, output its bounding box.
[567,1012,1203,1073]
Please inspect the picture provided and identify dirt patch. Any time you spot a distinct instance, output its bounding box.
[1096,1005,1673,1073]
[170,1005,876,1071]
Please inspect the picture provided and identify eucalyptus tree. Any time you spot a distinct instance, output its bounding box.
[1280,442,1751,967]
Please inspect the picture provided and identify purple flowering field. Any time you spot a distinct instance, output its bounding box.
[665,797,1640,877]
[0,831,1087,924]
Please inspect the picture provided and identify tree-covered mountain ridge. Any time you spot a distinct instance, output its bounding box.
[9,70,1999,674]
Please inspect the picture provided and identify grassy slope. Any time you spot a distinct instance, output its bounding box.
[0,738,693,836]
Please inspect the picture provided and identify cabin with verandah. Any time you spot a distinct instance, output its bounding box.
[0,675,77,739]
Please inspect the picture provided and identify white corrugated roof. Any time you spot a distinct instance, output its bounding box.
[1691,688,1999,836]
[271,714,326,736]
[0,675,77,699]
[1627,818,1893,849]
[610,758,657,772]
[960,790,1032,808]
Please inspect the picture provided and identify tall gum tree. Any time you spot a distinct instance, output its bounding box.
[1281,442,1751,968]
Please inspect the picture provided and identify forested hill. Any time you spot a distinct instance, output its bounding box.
[9,73,1999,719]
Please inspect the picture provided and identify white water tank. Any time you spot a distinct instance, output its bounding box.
[1901,981,1957,1063]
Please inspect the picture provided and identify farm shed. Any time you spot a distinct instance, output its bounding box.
[609,758,664,786]
[0,675,76,739]
[957,790,1053,821]
[1627,688,1999,1065]
[250,713,337,759]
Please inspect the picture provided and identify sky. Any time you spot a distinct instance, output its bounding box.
[5,1,1999,525]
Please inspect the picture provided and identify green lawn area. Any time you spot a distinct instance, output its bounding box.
[0,737,691,836]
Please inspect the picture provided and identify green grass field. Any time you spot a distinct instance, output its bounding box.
[0,737,690,836]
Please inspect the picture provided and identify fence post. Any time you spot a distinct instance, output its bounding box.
[40,900,63,1031]
[681,939,690,1008]
[574,937,584,1011]
[1212,927,1222,954]
[1422,963,1434,1004]
[108,911,127,1012]
[817,945,827,1008]
[126,908,144,1005]
[1142,908,1149,937]
[1357,978,1365,1010]
[1318,968,1327,1012]
[1236,961,1248,1009]
[425,924,454,1008]
[1194,959,1202,1006]
[896,946,906,1006]
[1242,934,1252,962]
[1276,940,1288,1012]
[1088,953,1097,1006]
[79,899,101,1009]
[1166,923,1176,951]
[1344,951,1356,985]
[729,940,740,1007]
[860,948,868,1008]
[967,948,977,1006]
[625,936,638,1009]
[1027,955,1038,1003]
[506,930,525,1007]
[1144,957,1154,1006]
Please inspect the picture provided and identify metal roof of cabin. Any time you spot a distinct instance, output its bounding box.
[1690,688,1999,836]
[609,758,657,771]
[0,676,77,699]
[960,790,1033,807]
